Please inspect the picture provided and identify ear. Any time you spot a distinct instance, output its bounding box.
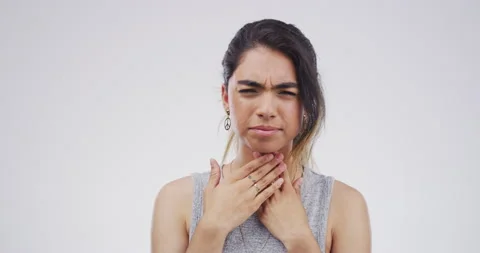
[221,83,229,111]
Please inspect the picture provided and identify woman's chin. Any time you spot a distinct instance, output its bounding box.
[248,142,283,154]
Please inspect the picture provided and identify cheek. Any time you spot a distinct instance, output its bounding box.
[230,96,253,128]
[285,102,301,118]
[282,103,302,132]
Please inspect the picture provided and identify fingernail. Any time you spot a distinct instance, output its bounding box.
[277,178,285,186]
[276,153,283,161]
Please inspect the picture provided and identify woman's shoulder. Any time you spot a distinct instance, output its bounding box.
[306,169,370,250]
[305,168,366,205]
[151,176,196,250]
[157,175,194,199]
[328,178,370,244]
[154,176,194,219]
[331,180,366,202]
[153,171,211,215]
[329,179,369,223]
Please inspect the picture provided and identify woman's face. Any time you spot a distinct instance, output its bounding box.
[222,46,302,153]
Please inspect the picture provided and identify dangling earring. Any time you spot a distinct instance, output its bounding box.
[224,109,231,130]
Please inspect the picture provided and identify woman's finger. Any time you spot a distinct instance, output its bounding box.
[246,162,286,197]
[239,154,283,189]
[229,154,275,181]
[253,177,284,207]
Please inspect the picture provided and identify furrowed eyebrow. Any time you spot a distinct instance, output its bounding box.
[237,80,298,89]
[237,80,263,88]
[275,82,298,89]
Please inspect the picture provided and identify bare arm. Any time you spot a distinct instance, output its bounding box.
[151,176,228,253]
[330,181,371,253]
[151,177,191,253]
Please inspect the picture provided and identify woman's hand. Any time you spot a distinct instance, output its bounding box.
[256,162,318,250]
[200,153,287,237]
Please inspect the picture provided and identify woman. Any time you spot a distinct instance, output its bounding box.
[151,19,371,253]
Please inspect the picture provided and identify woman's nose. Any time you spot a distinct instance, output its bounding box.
[255,94,277,119]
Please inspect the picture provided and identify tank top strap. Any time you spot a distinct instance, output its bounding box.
[301,168,335,252]
[188,172,208,242]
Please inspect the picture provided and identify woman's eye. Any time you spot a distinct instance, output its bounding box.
[239,89,257,93]
[280,91,297,96]
[238,89,296,96]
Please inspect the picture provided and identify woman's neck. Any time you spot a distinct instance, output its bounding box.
[226,143,304,182]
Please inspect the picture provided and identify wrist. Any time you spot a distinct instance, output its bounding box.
[197,216,230,240]
[187,217,229,253]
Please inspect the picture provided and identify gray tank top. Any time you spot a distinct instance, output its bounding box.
[188,167,334,253]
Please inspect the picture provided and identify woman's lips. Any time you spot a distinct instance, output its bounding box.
[249,126,281,137]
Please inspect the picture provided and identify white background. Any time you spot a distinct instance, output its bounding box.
[1,0,479,252]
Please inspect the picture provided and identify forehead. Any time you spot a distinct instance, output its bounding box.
[232,47,297,85]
